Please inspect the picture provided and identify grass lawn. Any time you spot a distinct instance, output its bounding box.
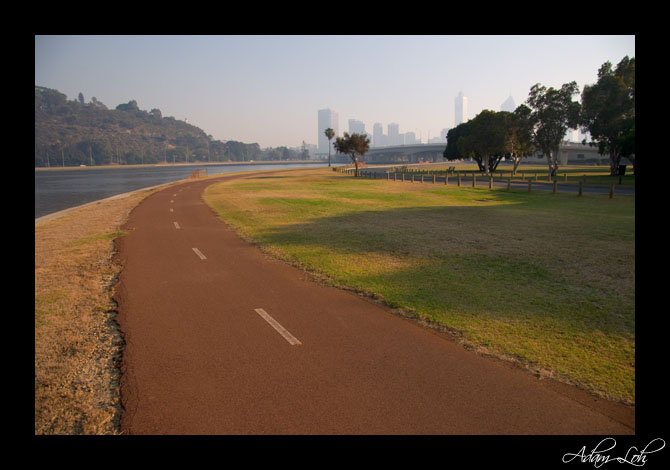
[203,167,635,404]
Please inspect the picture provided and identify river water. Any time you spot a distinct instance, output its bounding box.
[35,162,332,219]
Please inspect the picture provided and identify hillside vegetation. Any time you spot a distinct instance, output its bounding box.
[35,86,306,167]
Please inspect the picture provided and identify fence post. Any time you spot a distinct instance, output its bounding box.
[507,178,511,191]
[609,183,614,199]
[528,180,532,192]
[578,181,583,196]
[458,173,461,187]
[433,174,436,184]
[564,173,568,182]
[489,177,493,189]
[472,174,476,188]
[553,180,557,194]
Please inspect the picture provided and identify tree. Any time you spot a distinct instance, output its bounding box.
[333,132,370,177]
[301,141,310,160]
[525,82,581,177]
[456,110,508,175]
[324,128,335,167]
[78,92,85,105]
[116,100,140,112]
[506,105,536,175]
[619,124,635,174]
[444,122,471,161]
[580,56,635,176]
[150,108,163,120]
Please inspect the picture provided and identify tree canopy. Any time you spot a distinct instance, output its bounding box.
[333,132,370,177]
[444,108,535,174]
[580,56,635,175]
[524,81,581,176]
[456,109,508,174]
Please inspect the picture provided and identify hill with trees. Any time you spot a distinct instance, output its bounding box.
[35,86,306,167]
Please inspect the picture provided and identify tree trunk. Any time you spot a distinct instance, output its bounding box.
[512,154,520,175]
[548,148,559,177]
[609,149,621,176]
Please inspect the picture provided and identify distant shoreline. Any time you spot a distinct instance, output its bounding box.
[34,160,328,171]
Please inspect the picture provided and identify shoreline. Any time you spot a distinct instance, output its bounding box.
[34,160,328,171]
[35,166,320,224]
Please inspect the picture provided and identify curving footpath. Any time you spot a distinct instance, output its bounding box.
[113,172,634,434]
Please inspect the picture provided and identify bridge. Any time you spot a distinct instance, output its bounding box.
[363,144,446,163]
[360,142,612,165]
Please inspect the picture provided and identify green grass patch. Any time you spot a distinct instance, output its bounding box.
[35,289,71,328]
[203,168,635,403]
[66,231,126,248]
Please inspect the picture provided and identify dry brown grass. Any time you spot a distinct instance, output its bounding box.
[34,188,160,434]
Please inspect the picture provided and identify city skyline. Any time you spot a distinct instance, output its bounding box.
[35,35,635,149]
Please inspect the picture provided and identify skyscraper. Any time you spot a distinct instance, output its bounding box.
[501,94,516,112]
[348,119,366,135]
[455,91,468,126]
[318,109,339,155]
[388,123,399,146]
[373,123,383,147]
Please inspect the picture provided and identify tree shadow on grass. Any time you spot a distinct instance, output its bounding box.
[252,203,634,339]
[247,202,635,402]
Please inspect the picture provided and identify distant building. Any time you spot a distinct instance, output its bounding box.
[348,119,366,135]
[455,91,468,126]
[373,123,384,147]
[318,108,339,155]
[388,123,400,146]
[404,131,418,145]
[500,94,516,112]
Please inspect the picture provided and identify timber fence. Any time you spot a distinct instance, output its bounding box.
[334,166,634,198]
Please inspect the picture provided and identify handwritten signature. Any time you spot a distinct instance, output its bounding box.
[563,438,665,467]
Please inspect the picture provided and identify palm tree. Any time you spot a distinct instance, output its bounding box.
[324,128,335,167]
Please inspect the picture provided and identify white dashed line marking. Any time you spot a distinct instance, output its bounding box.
[192,248,207,260]
[254,308,302,346]
[173,222,180,229]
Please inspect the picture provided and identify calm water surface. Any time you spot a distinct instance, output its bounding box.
[35,162,332,219]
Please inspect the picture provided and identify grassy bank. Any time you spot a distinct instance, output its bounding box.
[35,188,157,434]
[203,167,635,404]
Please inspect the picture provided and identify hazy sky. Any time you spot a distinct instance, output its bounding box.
[35,35,635,149]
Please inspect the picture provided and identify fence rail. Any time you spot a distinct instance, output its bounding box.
[334,166,633,198]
